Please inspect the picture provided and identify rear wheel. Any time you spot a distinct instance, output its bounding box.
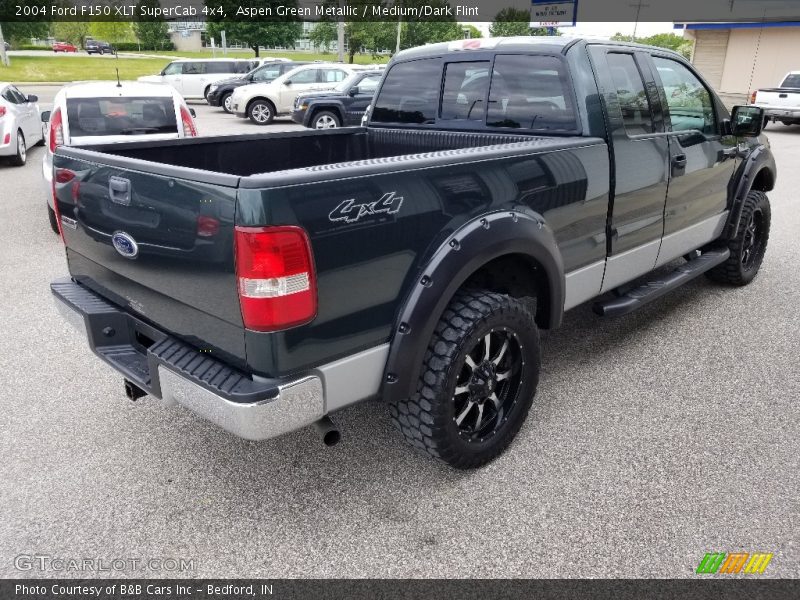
[47,205,60,234]
[221,92,233,114]
[9,130,26,167]
[389,290,540,469]
[706,190,770,286]
[247,99,275,125]
[311,110,340,129]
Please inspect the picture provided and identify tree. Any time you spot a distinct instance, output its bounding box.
[89,21,135,45]
[345,20,394,63]
[462,25,483,39]
[490,8,551,38]
[205,0,302,56]
[52,22,90,47]
[134,0,170,50]
[308,21,337,53]
[611,32,693,59]
[0,0,49,45]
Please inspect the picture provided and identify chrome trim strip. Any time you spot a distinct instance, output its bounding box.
[655,212,728,268]
[159,367,324,441]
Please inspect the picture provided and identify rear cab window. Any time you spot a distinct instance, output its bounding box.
[66,97,178,137]
[781,73,800,88]
[372,54,579,133]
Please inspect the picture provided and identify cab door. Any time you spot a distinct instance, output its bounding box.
[346,74,381,124]
[277,68,321,112]
[160,62,183,94]
[649,54,737,267]
[180,61,209,98]
[588,47,671,292]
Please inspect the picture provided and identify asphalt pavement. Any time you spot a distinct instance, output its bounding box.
[0,94,798,578]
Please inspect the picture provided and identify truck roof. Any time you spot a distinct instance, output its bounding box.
[393,36,684,61]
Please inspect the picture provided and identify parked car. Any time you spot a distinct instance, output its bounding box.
[751,71,800,127]
[53,41,78,53]
[50,37,775,468]
[292,70,383,128]
[84,40,113,55]
[42,81,198,234]
[138,58,259,100]
[231,63,368,124]
[207,61,310,113]
[1,82,44,166]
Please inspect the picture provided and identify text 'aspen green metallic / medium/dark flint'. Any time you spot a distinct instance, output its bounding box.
[50,36,775,468]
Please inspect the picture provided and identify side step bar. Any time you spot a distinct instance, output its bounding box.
[593,248,730,317]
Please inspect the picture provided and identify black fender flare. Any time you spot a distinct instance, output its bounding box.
[307,102,345,125]
[381,210,565,405]
[725,144,776,239]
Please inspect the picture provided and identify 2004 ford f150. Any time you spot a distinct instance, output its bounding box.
[50,37,776,468]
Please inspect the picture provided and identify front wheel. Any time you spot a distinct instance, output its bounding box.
[9,130,26,167]
[706,190,770,286]
[311,110,340,129]
[247,99,275,125]
[221,92,233,114]
[389,290,540,469]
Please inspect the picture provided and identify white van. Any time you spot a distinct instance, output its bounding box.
[139,59,259,100]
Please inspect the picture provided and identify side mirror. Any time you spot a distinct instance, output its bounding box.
[189,108,196,118]
[27,95,38,103]
[41,111,51,122]
[283,80,292,86]
[731,105,764,137]
[348,87,359,97]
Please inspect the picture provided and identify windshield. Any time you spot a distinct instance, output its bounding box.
[66,97,178,137]
[781,73,800,88]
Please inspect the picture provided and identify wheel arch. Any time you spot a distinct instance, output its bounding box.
[726,144,776,239]
[381,210,564,405]
[309,104,344,125]
[246,96,275,113]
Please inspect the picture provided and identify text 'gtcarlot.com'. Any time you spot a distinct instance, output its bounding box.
[14,554,196,572]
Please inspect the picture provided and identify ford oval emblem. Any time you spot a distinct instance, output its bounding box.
[112,231,139,259]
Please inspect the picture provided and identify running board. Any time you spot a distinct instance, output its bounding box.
[593,248,730,317]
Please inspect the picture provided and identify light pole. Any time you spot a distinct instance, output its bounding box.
[0,24,9,67]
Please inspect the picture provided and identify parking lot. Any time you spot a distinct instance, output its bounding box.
[0,85,798,578]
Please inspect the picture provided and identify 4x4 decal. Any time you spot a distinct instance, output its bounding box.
[329,192,403,224]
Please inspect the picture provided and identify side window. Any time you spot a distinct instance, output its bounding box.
[1,87,19,104]
[205,62,233,74]
[653,57,715,134]
[322,69,348,83]
[440,61,490,121]
[253,66,282,82]
[372,58,441,124]
[9,86,28,103]
[487,55,578,131]
[162,62,182,76]
[182,62,206,75]
[606,53,654,135]
[357,75,381,93]
[289,69,318,84]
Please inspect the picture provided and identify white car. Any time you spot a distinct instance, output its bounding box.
[230,63,368,125]
[42,81,198,234]
[138,58,259,100]
[1,82,45,167]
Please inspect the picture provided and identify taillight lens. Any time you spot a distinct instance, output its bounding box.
[180,106,197,137]
[0,106,6,118]
[52,168,75,243]
[234,226,317,332]
[197,215,220,237]
[749,91,757,104]
[49,108,64,153]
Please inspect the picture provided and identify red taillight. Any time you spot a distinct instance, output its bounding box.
[0,106,6,118]
[750,91,758,104]
[234,226,317,332]
[197,215,220,237]
[180,106,197,137]
[54,169,75,184]
[49,108,64,153]
[52,168,75,243]
[2,133,9,145]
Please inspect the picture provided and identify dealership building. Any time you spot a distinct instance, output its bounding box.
[678,21,800,106]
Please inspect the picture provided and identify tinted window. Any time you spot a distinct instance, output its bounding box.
[322,69,348,83]
[252,66,283,82]
[487,55,577,131]
[9,86,28,103]
[288,69,318,84]
[239,61,258,73]
[780,73,800,88]
[372,59,441,124]
[653,57,715,134]
[206,62,234,74]
[1,87,20,104]
[606,53,654,135]
[181,62,206,75]
[162,62,182,76]
[66,97,178,137]
[440,61,490,121]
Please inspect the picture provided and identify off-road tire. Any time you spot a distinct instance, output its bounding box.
[389,289,540,469]
[706,190,770,286]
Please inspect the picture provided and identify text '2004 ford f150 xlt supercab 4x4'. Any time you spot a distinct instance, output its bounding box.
[50,37,775,468]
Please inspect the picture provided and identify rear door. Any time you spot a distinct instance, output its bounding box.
[650,54,736,266]
[180,61,208,98]
[588,46,670,292]
[277,68,321,112]
[3,86,36,143]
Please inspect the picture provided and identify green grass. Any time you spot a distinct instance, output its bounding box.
[0,50,391,82]
[1,56,171,82]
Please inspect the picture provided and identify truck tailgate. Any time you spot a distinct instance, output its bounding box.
[755,88,800,108]
[52,148,246,367]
